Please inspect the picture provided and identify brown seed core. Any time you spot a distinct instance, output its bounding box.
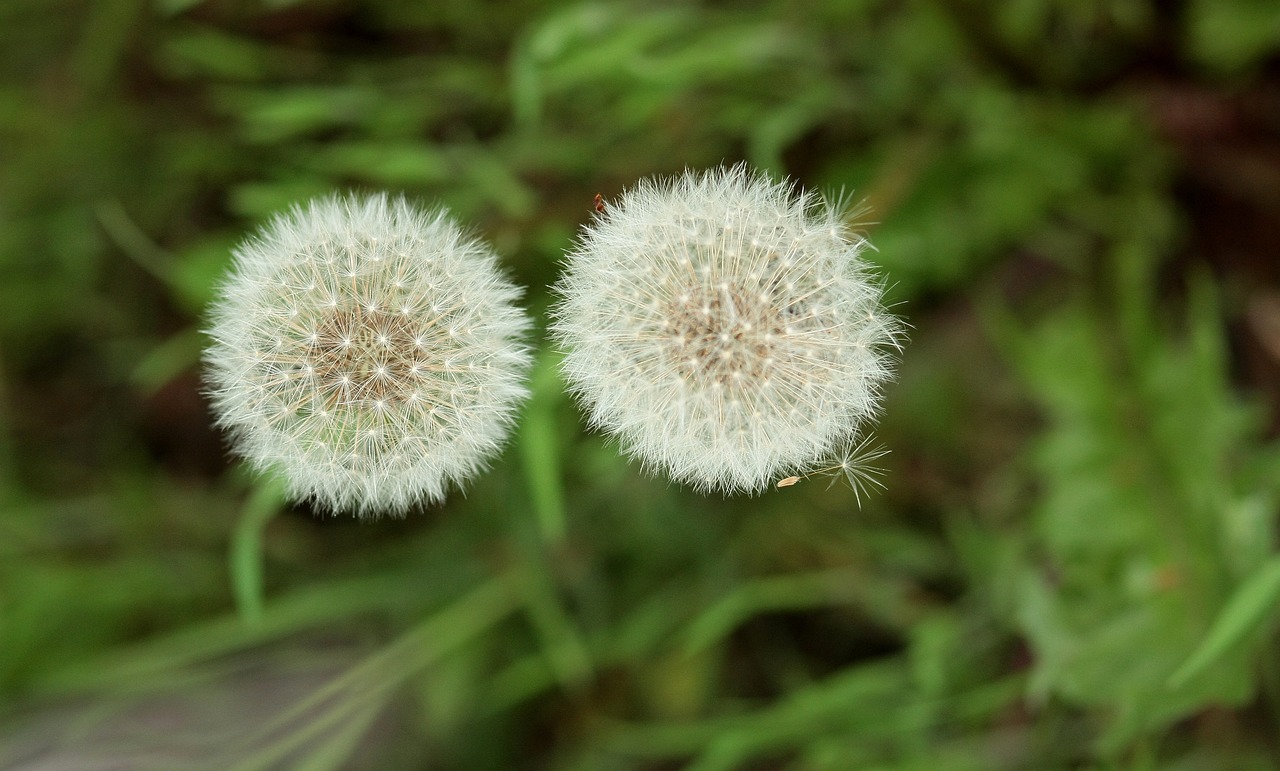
[308,307,434,407]
[662,283,784,388]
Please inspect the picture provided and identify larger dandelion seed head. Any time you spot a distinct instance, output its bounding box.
[204,193,531,516]
[552,165,900,495]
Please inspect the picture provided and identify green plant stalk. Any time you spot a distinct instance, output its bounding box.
[519,350,568,544]
[512,350,592,684]
[512,547,594,688]
[230,476,287,626]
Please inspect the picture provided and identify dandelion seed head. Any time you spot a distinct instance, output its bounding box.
[552,164,900,494]
[204,192,531,516]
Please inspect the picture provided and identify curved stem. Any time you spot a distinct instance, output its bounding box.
[231,476,288,626]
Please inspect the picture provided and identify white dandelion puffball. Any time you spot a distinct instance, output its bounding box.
[552,165,900,495]
[204,193,531,516]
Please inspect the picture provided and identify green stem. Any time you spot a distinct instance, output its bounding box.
[231,476,287,626]
[514,350,592,685]
[519,350,568,544]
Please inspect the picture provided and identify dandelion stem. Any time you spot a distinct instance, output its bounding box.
[513,356,593,686]
[512,545,594,688]
[519,350,568,543]
[231,476,287,626]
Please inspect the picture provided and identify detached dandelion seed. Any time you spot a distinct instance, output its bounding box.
[774,436,890,506]
[204,193,531,516]
[553,164,901,495]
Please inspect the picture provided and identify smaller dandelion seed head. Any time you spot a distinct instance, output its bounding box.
[203,192,532,516]
[551,163,902,495]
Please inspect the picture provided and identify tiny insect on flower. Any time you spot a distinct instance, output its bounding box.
[203,192,531,516]
[552,164,901,495]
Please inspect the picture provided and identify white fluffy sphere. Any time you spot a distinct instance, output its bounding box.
[552,165,899,495]
[204,193,531,516]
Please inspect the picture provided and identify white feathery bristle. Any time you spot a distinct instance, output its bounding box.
[204,192,531,516]
[551,164,901,495]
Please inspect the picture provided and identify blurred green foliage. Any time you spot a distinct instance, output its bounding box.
[3,0,1280,769]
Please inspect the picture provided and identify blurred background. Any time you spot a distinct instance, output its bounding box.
[4,0,1280,768]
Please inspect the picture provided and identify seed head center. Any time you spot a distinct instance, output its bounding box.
[310,307,431,405]
[663,283,782,387]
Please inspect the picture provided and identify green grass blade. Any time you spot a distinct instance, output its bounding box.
[1168,556,1280,689]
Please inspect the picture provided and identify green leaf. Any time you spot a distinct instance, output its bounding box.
[131,329,202,394]
[302,141,450,186]
[1168,556,1280,689]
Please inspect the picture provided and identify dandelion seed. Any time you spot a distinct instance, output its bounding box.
[552,164,901,495]
[829,436,890,506]
[204,192,531,516]
[774,436,890,507]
